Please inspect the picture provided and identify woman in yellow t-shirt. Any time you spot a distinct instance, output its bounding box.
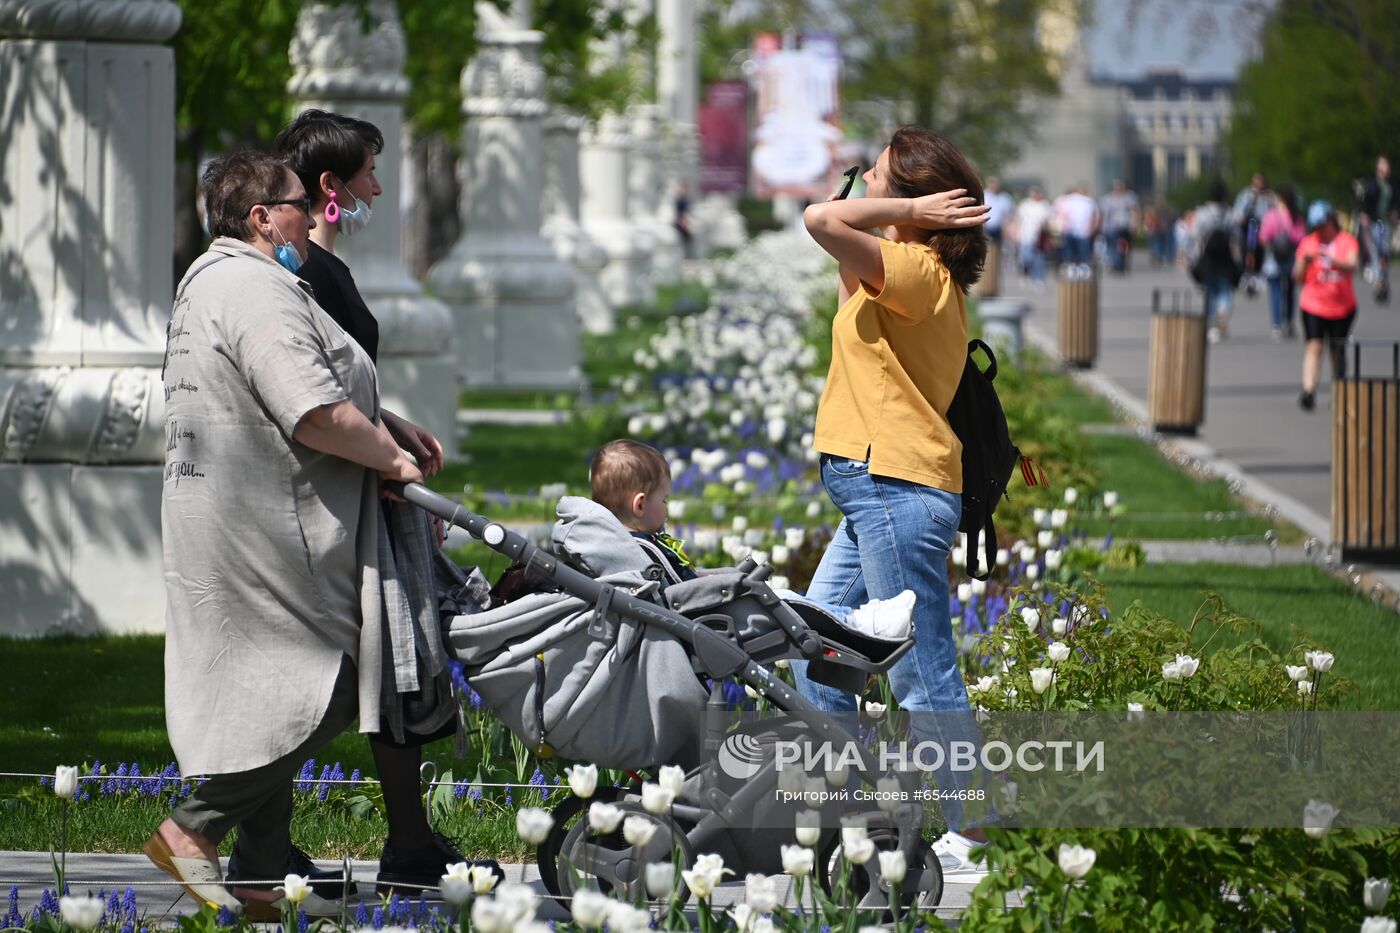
[793,126,992,864]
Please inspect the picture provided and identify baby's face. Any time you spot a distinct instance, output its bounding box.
[634,475,672,533]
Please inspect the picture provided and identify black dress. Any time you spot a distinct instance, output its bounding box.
[299,241,381,364]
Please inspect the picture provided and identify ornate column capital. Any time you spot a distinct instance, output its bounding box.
[462,27,549,118]
[0,366,162,464]
[0,0,181,42]
[287,0,409,101]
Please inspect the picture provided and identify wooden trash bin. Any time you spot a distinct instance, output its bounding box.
[1147,288,1209,435]
[1057,264,1098,368]
[972,239,1000,298]
[1332,340,1400,564]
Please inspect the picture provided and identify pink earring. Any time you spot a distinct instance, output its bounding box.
[324,190,340,224]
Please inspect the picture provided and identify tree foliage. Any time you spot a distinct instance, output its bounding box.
[1227,0,1400,203]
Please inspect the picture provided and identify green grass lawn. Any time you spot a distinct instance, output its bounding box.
[1097,562,1400,710]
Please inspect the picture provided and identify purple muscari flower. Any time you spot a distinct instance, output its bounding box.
[6,885,20,928]
[38,888,58,917]
[104,889,118,919]
[949,597,963,617]
[120,921,134,933]
[1102,532,1114,551]
[295,759,316,794]
[504,786,513,807]
[453,781,468,800]
[415,892,429,924]
[111,763,129,796]
[468,787,483,804]
[469,688,485,711]
[216,907,238,927]
[315,763,333,801]
[722,679,746,710]
[528,767,550,800]
[448,660,470,695]
[350,768,362,786]
[372,906,387,930]
[355,903,370,926]
[298,909,309,933]
[390,894,409,925]
[126,763,143,796]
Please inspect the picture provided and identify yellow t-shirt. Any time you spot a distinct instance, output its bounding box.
[813,237,967,492]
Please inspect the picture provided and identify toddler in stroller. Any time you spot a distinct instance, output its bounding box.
[393,473,947,913]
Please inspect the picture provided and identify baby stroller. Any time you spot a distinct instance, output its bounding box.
[395,483,946,912]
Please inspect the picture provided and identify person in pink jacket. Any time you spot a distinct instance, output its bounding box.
[1258,184,1306,340]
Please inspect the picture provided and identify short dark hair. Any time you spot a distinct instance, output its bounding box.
[273,108,383,203]
[202,151,294,241]
[885,126,987,293]
[590,439,670,518]
[1208,178,1229,204]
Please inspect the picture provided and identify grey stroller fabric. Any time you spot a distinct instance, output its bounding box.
[446,498,710,769]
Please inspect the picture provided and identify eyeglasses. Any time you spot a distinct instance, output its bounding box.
[259,198,312,215]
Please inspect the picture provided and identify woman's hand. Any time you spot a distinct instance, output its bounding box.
[910,189,991,231]
[382,410,445,477]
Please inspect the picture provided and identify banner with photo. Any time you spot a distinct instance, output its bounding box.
[750,32,844,200]
[699,80,749,194]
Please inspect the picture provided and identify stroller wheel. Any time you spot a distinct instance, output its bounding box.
[816,828,942,914]
[537,789,695,909]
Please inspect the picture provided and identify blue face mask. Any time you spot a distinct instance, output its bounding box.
[268,219,303,274]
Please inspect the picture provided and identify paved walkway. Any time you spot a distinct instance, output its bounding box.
[0,851,984,925]
[1001,252,1400,594]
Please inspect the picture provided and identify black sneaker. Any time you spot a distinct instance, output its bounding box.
[1299,390,1315,412]
[376,832,505,897]
[226,843,357,900]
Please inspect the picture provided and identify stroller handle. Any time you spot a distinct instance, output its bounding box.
[386,481,826,710]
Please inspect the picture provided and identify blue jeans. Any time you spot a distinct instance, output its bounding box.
[792,456,989,829]
[1203,274,1233,323]
[1268,273,1295,331]
[1019,243,1046,282]
[1060,235,1092,265]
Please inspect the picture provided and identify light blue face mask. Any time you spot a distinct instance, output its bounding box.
[268,219,303,274]
[336,186,373,236]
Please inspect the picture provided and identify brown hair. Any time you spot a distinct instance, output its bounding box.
[885,126,986,293]
[202,150,294,241]
[590,439,670,517]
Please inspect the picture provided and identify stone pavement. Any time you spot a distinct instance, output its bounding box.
[1001,252,1400,595]
[0,850,986,926]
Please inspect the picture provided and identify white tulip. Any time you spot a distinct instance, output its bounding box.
[957,582,973,603]
[863,700,887,721]
[731,904,755,933]
[970,675,1000,695]
[278,874,312,905]
[1103,491,1119,508]
[1052,617,1068,636]
[951,546,966,568]
[878,849,907,885]
[1162,660,1182,681]
[468,864,499,895]
[1298,680,1314,697]
[498,883,542,925]
[515,807,554,844]
[1057,843,1096,879]
[1174,654,1201,678]
[623,815,659,847]
[667,499,686,520]
[588,802,623,834]
[693,853,733,888]
[1033,508,1049,527]
[841,824,868,847]
[1127,702,1145,721]
[875,775,904,812]
[1021,607,1041,631]
[745,873,780,913]
[565,763,598,798]
[1047,642,1071,663]
[1044,549,1063,571]
[53,765,78,800]
[732,515,749,532]
[1051,509,1069,529]
[1030,667,1054,694]
[605,901,651,933]
[642,782,676,814]
[1306,650,1335,673]
[806,501,822,518]
[1364,877,1392,912]
[795,809,822,845]
[658,764,686,799]
[843,836,876,865]
[1020,545,1038,564]
[645,862,675,899]
[970,577,987,595]
[1361,918,1397,933]
[439,873,474,906]
[1286,665,1309,682]
[58,896,102,930]
[1064,488,1078,505]
[785,528,806,549]
[996,548,1011,566]
[745,451,769,470]
[1303,799,1340,838]
[1026,564,1041,580]
[1037,531,1055,550]
[571,889,611,928]
[770,545,791,566]
[781,845,815,877]
[471,896,512,933]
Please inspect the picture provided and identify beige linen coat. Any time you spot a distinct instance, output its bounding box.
[161,237,386,776]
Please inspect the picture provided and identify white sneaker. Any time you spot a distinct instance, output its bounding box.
[932,831,991,881]
[1207,326,1222,344]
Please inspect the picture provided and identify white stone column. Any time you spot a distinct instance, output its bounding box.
[580,112,655,311]
[543,113,612,335]
[0,0,182,635]
[629,103,683,282]
[427,2,580,387]
[657,0,702,255]
[288,0,458,451]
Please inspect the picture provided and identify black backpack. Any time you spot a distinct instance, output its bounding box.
[946,339,1043,579]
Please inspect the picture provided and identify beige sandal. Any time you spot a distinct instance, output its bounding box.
[142,831,242,911]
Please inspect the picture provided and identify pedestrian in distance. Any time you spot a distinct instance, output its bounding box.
[1294,200,1359,412]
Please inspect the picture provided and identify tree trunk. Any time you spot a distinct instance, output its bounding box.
[172,127,204,280]
[404,127,462,279]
